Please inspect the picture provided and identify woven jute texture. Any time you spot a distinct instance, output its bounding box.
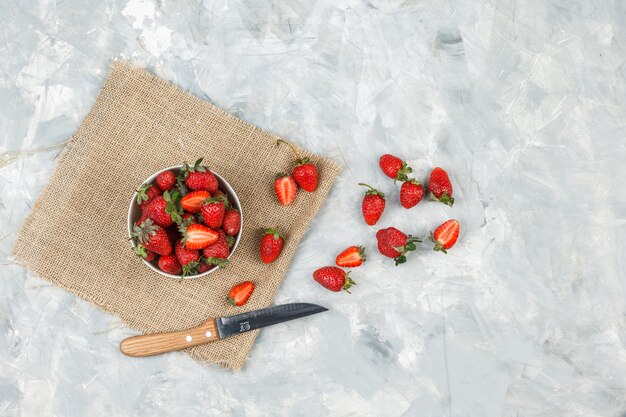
[12,61,342,370]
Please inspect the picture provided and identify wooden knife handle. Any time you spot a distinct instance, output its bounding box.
[120,318,219,357]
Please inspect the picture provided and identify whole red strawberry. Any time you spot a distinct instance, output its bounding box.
[428,167,454,206]
[142,193,175,227]
[400,179,424,208]
[131,219,172,256]
[277,139,318,192]
[313,266,355,292]
[259,228,284,264]
[136,184,161,206]
[335,246,366,267]
[200,196,226,229]
[376,227,421,265]
[203,231,230,268]
[274,174,298,206]
[175,239,200,266]
[222,209,241,236]
[359,183,385,226]
[156,170,176,191]
[379,154,412,181]
[182,159,219,193]
[227,281,255,306]
[431,219,460,253]
[132,243,156,261]
[197,262,212,273]
[158,255,182,275]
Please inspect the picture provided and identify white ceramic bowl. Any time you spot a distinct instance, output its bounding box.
[128,165,243,279]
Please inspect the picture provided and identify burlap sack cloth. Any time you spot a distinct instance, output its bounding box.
[12,61,342,370]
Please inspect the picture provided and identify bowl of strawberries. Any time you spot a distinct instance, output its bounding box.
[128,158,242,279]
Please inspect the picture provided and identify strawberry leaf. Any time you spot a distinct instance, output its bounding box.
[204,257,229,269]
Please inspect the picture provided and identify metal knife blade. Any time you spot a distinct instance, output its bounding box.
[216,302,328,339]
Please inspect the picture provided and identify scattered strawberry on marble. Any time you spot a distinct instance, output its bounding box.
[313,266,356,293]
[399,178,424,209]
[359,183,386,226]
[336,246,366,268]
[376,227,421,266]
[379,154,412,182]
[431,219,460,254]
[131,159,241,277]
[428,167,454,206]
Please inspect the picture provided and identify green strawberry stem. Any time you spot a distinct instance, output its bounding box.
[430,191,454,207]
[430,232,448,254]
[358,183,385,198]
[392,235,422,265]
[277,139,309,164]
[204,257,229,269]
[164,190,184,224]
[263,228,284,240]
[343,273,356,294]
[395,162,412,182]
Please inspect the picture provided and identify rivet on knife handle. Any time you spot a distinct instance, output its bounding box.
[119,318,219,357]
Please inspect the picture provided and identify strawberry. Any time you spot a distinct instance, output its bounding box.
[379,154,412,181]
[132,242,156,261]
[274,174,298,206]
[131,219,172,256]
[335,246,366,267]
[259,228,284,264]
[197,262,212,273]
[143,193,175,227]
[156,170,176,191]
[428,167,454,206]
[158,255,182,275]
[175,239,200,266]
[227,281,255,306]
[200,196,226,229]
[181,190,211,213]
[277,139,318,192]
[181,158,219,193]
[202,233,230,268]
[400,179,424,208]
[359,183,386,226]
[222,209,241,236]
[136,184,161,206]
[181,223,218,250]
[313,266,355,293]
[376,227,421,265]
[137,211,150,226]
[213,189,227,199]
[431,219,460,254]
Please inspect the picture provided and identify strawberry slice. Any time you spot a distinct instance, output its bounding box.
[431,219,460,253]
[182,223,219,249]
[335,246,366,267]
[274,175,298,206]
[181,190,211,213]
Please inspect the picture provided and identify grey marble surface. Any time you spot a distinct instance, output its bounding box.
[2,0,626,416]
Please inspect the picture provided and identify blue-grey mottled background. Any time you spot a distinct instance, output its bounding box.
[1,0,625,416]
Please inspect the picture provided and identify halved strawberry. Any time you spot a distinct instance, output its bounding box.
[274,174,298,206]
[181,190,211,213]
[335,246,366,267]
[182,223,219,250]
[431,219,460,253]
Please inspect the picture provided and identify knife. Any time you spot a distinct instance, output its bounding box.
[119,302,328,357]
